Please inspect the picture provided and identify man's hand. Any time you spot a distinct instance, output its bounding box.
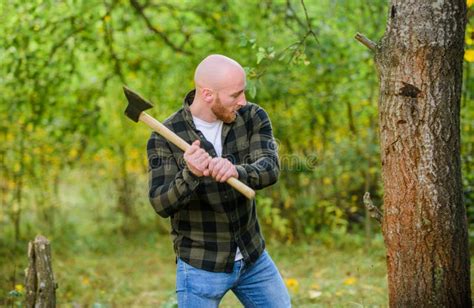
[204,157,238,182]
[184,140,212,177]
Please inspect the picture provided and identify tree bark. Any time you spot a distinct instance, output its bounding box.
[24,235,57,308]
[374,1,471,306]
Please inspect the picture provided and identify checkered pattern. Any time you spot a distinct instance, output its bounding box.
[147,90,280,273]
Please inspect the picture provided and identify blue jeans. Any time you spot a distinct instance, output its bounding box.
[176,250,291,307]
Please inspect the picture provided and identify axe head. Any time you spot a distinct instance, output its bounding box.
[123,86,153,122]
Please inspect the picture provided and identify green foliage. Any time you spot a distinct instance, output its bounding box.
[0,0,472,263]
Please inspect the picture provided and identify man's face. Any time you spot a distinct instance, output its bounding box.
[211,75,247,124]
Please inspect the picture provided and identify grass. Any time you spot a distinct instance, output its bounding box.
[3,228,474,307]
[1,231,391,307]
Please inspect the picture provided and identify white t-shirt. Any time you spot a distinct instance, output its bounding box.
[192,115,243,261]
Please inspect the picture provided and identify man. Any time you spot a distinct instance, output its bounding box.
[147,54,291,307]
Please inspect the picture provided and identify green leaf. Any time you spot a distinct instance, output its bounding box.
[247,80,257,98]
[256,47,266,64]
[8,290,21,297]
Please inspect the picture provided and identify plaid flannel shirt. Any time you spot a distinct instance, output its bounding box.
[147,90,280,273]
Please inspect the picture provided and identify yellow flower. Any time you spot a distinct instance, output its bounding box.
[285,278,299,292]
[343,276,357,285]
[465,50,474,62]
[81,276,90,286]
[15,284,24,292]
[69,148,78,159]
[468,0,474,8]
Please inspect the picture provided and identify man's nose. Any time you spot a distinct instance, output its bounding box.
[237,94,247,107]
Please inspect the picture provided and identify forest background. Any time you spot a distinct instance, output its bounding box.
[1,0,473,306]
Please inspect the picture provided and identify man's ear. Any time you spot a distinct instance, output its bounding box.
[201,88,214,103]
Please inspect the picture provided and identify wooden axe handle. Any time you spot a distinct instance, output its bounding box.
[140,112,256,200]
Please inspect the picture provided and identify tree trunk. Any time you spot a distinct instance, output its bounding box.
[375,0,471,307]
[116,143,137,236]
[374,1,471,306]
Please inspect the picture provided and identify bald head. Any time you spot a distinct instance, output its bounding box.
[194,54,246,91]
[190,54,247,123]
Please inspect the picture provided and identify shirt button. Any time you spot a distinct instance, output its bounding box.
[224,194,228,199]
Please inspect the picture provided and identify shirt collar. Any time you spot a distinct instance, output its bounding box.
[182,89,197,128]
[183,89,196,107]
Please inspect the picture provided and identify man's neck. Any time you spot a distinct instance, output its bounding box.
[190,98,218,123]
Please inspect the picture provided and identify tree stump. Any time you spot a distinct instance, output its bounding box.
[24,235,57,308]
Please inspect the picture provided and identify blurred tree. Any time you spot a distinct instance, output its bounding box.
[0,0,471,247]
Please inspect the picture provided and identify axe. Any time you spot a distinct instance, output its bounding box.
[123,86,256,200]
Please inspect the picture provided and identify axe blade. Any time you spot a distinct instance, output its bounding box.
[123,86,154,122]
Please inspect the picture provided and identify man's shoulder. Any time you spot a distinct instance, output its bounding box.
[238,102,260,117]
[238,102,270,122]
[147,107,186,143]
[162,107,186,126]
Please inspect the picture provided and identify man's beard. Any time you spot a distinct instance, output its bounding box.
[211,95,237,124]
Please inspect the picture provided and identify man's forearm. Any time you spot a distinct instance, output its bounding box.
[235,155,280,190]
[149,166,200,218]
